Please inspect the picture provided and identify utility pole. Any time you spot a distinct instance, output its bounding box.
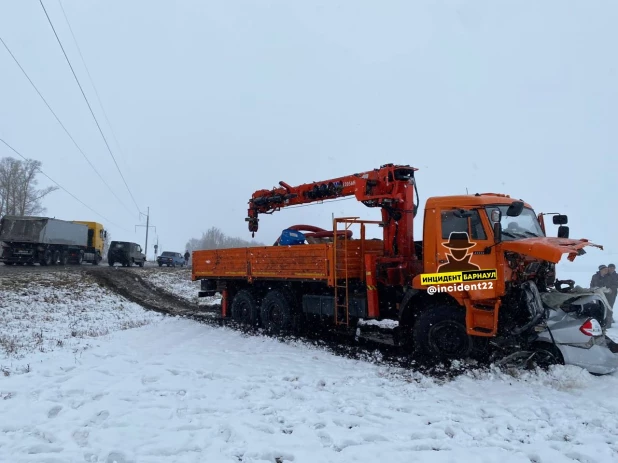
[136,207,156,260]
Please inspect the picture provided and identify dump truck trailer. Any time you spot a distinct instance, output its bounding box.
[192,163,603,362]
[0,216,104,266]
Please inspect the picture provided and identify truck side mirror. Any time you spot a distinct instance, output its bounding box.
[553,214,568,225]
[506,200,524,217]
[490,209,501,223]
[558,225,569,238]
[493,222,502,243]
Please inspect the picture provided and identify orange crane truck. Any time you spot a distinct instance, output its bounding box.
[192,163,601,361]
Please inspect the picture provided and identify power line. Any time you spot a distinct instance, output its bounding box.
[0,137,131,232]
[38,0,142,216]
[56,0,131,170]
[0,35,135,218]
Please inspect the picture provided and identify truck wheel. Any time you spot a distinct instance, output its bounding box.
[231,289,259,326]
[50,250,60,265]
[158,263,162,267]
[109,261,115,267]
[138,260,144,268]
[93,253,100,265]
[41,249,52,266]
[413,305,473,362]
[261,289,295,335]
[77,252,84,265]
[59,252,68,266]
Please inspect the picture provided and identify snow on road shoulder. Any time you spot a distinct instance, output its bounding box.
[0,271,162,375]
[140,268,221,306]
[2,315,618,463]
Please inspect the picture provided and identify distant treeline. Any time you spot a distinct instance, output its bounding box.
[186,226,266,251]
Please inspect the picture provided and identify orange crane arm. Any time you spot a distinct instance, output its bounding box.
[246,163,420,259]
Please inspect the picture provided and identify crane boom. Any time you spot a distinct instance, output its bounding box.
[246,163,420,259]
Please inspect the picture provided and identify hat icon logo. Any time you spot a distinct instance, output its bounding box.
[438,231,481,272]
[442,232,476,250]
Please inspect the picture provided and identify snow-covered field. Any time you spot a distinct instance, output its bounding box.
[0,272,162,376]
[141,268,221,306]
[2,270,618,463]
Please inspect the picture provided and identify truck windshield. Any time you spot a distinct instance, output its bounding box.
[485,205,545,240]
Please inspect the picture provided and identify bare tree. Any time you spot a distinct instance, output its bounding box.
[186,226,265,250]
[0,157,57,217]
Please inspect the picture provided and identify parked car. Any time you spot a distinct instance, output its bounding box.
[157,251,185,267]
[107,241,146,267]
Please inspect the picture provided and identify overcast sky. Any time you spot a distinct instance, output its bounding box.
[1,0,615,279]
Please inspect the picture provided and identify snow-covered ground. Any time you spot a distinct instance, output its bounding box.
[141,268,221,306]
[0,272,162,376]
[2,271,618,463]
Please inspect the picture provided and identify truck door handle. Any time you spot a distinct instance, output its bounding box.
[439,259,447,263]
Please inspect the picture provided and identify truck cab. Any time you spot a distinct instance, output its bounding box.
[72,221,106,265]
[404,193,599,350]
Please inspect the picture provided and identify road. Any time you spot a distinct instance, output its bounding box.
[0,261,184,275]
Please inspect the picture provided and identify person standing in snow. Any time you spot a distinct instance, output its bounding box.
[184,250,190,267]
[591,264,609,289]
[605,264,618,308]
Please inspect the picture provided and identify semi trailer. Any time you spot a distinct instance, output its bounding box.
[0,215,106,266]
[191,163,603,362]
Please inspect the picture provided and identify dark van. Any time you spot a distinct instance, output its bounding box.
[107,241,146,267]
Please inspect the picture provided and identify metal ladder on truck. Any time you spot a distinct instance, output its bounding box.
[332,218,381,327]
[333,218,354,327]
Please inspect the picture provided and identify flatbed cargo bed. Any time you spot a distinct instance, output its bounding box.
[192,240,384,285]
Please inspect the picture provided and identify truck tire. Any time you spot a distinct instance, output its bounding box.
[59,251,68,266]
[413,305,473,362]
[231,289,259,326]
[41,249,52,266]
[108,261,114,267]
[261,289,295,335]
[138,260,144,268]
[93,252,100,265]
